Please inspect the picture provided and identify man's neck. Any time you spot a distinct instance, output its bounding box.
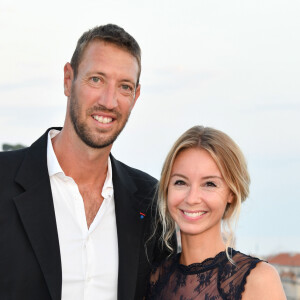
[51,128,112,185]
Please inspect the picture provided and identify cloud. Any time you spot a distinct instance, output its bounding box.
[1,0,300,256]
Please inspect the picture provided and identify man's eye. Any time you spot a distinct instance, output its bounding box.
[121,84,133,91]
[91,77,100,83]
[120,84,134,95]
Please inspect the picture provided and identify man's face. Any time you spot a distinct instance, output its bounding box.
[65,40,140,149]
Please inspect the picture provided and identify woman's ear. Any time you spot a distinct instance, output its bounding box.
[227,191,234,204]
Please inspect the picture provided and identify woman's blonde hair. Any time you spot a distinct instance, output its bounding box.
[157,126,250,259]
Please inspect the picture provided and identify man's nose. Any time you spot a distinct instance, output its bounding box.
[97,83,118,109]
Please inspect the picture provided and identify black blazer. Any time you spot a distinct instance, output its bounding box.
[0,128,165,300]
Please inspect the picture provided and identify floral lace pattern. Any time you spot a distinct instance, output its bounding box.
[146,249,262,300]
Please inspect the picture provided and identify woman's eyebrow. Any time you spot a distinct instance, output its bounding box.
[170,173,188,179]
[202,176,223,180]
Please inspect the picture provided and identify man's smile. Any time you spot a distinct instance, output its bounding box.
[92,114,114,124]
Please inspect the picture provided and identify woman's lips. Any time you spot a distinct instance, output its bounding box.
[180,209,207,220]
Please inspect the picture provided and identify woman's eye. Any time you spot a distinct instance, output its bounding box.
[174,180,186,186]
[206,181,216,187]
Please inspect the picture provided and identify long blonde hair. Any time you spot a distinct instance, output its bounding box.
[156,126,250,259]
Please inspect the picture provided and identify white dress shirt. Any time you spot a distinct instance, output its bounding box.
[47,129,118,300]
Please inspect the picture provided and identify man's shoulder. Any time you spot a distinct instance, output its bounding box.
[0,148,29,184]
[0,128,52,164]
[0,129,50,179]
[112,157,158,185]
[118,160,157,180]
[0,147,28,166]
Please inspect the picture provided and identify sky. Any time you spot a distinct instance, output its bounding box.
[0,0,299,257]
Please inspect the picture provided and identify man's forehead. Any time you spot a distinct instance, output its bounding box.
[77,40,140,83]
[80,39,137,65]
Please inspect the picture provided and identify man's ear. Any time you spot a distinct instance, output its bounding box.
[132,84,141,108]
[64,63,74,97]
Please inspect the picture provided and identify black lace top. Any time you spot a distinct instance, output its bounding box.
[147,249,262,300]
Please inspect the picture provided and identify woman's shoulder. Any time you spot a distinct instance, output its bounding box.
[231,249,262,264]
[218,249,264,299]
[219,249,263,278]
[219,249,286,300]
[242,260,286,299]
[245,260,280,284]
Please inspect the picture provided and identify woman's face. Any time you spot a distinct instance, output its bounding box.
[167,148,233,238]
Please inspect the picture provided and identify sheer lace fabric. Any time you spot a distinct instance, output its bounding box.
[147,249,262,300]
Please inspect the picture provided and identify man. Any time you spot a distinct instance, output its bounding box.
[0,24,168,300]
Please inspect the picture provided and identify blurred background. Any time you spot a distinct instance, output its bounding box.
[1,0,299,259]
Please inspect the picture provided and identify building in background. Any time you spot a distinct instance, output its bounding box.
[268,253,300,300]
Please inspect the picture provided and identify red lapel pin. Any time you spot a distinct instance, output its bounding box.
[140,212,146,219]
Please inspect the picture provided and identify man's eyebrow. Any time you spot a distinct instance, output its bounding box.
[94,72,106,76]
[121,79,135,84]
[85,71,106,77]
[90,72,136,85]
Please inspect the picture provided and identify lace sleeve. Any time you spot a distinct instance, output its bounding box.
[145,255,177,300]
[147,264,161,297]
[218,251,263,300]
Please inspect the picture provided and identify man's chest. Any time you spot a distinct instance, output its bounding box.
[50,175,119,299]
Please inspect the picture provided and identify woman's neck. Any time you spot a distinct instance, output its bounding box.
[179,227,226,265]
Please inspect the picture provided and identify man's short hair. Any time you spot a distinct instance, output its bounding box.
[70,24,141,86]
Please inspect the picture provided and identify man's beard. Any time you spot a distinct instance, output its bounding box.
[69,89,130,149]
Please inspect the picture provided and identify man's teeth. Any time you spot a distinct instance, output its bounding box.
[183,211,206,217]
[93,115,113,124]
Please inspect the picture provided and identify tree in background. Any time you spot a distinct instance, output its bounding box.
[2,143,26,151]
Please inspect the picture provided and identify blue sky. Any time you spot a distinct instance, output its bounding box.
[0,0,299,256]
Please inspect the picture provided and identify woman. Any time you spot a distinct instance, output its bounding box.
[147,126,286,299]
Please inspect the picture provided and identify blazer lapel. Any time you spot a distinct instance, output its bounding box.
[13,129,62,300]
[111,156,150,300]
